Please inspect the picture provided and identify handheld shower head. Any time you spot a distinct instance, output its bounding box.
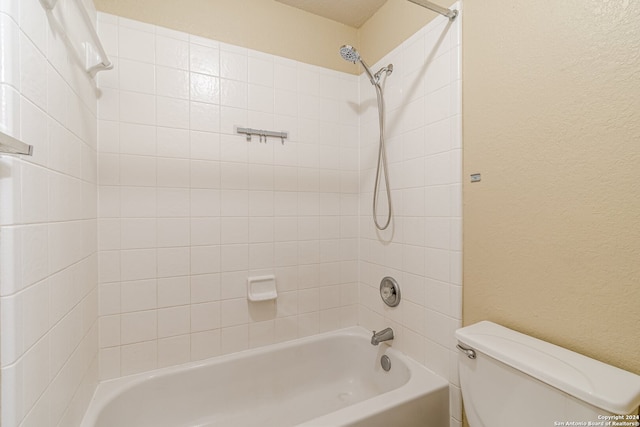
[339,44,377,85]
[339,45,393,87]
[339,45,360,63]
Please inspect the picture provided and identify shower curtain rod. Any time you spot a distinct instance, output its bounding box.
[407,0,458,20]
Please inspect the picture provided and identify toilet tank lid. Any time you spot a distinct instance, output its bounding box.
[455,321,640,414]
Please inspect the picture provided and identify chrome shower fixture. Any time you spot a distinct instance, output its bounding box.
[339,45,393,87]
[339,44,394,231]
[407,0,458,20]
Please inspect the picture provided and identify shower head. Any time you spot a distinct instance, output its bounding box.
[339,44,377,85]
[339,45,360,63]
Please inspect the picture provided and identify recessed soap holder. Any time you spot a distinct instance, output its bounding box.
[247,275,277,302]
[380,276,401,307]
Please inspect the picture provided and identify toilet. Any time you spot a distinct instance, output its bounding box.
[455,321,640,427]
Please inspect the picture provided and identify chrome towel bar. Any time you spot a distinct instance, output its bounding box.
[236,127,288,144]
[0,131,33,156]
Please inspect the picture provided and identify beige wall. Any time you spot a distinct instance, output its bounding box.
[358,0,456,65]
[94,0,359,73]
[463,0,640,377]
[94,0,456,74]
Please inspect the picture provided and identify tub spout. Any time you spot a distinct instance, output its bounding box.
[371,328,394,345]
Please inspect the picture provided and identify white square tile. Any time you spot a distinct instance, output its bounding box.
[157,247,190,278]
[190,217,220,246]
[190,189,220,217]
[190,130,220,161]
[100,347,121,380]
[158,276,190,308]
[190,160,220,189]
[99,219,121,250]
[190,44,219,76]
[191,301,220,332]
[274,62,296,91]
[191,329,221,360]
[190,73,220,104]
[220,50,247,81]
[190,102,219,133]
[425,217,451,250]
[98,251,120,283]
[98,120,120,154]
[121,218,157,249]
[156,36,189,70]
[120,91,156,125]
[249,320,275,348]
[120,249,157,281]
[20,35,47,110]
[249,191,274,217]
[220,298,248,327]
[158,306,190,337]
[248,84,274,113]
[190,245,221,275]
[119,27,155,63]
[220,244,249,272]
[98,87,119,121]
[121,310,157,344]
[191,273,221,303]
[157,188,189,217]
[157,218,189,247]
[120,155,157,187]
[221,161,248,189]
[120,340,157,376]
[218,271,245,300]
[157,127,189,158]
[119,59,155,94]
[97,20,118,58]
[120,279,157,313]
[249,217,274,243]
[120,123,156,156]
[220,79,247,108]
[248,56,273,87]
[120,186,156,218]
[156,67,189,99]
[220,324,248,354]
[220,217,249,244]
[157,97,190,129]
[248,243,274,270]
[219,189,248,217]
[158,335,190,367]
[157,157,190,188]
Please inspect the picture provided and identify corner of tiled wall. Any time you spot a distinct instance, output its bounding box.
[356,6,463,426]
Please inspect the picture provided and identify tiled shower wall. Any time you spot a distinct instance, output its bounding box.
[95,14,361,378]
[357,10,463,427]
[0,0,99,426]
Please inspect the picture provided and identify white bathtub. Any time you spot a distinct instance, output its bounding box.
[81,327,449,427]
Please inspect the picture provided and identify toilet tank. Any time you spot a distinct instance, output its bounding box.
[456,321,640,427]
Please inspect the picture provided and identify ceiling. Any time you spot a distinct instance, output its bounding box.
[275,0,388,28]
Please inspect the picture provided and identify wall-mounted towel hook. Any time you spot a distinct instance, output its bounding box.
[235,126,289,144]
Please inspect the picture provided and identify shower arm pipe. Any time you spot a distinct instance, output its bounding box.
[407,0,458,20]
[39,0,114,76]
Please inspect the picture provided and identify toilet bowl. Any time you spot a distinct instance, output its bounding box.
[455,321,640,427]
